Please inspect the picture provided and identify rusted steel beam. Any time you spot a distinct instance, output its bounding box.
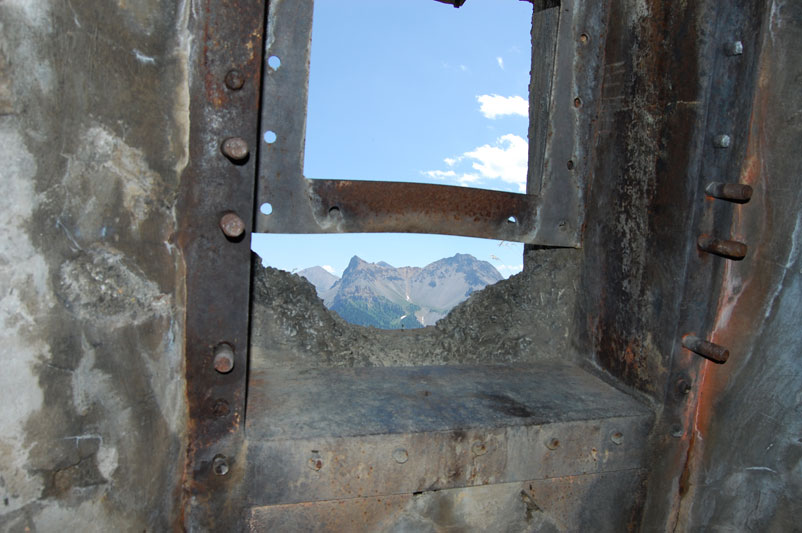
[307,180,539,241]
[178,0,266,528]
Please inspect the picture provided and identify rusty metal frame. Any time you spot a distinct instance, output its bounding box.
[176,0,607,527]
[177,0,266,529]
[255,0,596,247]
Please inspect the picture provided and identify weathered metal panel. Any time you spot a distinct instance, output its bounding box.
[243,362,652,506]
[677,1,802,530]
[528,0,608,247]
[249,471,647,532]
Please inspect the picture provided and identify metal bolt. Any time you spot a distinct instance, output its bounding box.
[676,378,692,396]
[308,458,323,471]
[212,455,229,476]
[392,448,409,464]
[725,41,744,56]
[224,69,245,90]
[219,213,245,239]
[546,438,560,450]
[713,134,732,148]
[213,344,235,374]
[705,182,753,203]
[671,424,684,438]
[610,432,624,445]
[212,398,230,417]
[221,137,249,161]
[682,335,730,364]
[697,235,747,260]
[471,441,488,456]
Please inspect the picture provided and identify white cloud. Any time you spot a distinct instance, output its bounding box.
[423,169,457,180]
[464,134,528,191]
[322,265,337,275]
[496,263,524,277]
[496,56,504,69]
[422,134,528,192]
[477,94,528,119]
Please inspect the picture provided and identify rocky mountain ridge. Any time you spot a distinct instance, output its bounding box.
[298,253,503,329]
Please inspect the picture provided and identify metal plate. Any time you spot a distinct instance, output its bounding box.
[255,0,599,246]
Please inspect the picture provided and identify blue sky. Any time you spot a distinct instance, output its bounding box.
[252,0,532,277]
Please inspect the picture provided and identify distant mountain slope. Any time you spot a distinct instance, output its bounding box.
[298,266,339,297]
[316,254,502,329]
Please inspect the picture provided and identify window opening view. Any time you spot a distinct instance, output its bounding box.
[251,0,533,329]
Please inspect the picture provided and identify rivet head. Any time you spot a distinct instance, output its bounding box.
[713,134,732,148]
[212,455,229,476]
[610,432,624,445]
[213,344,235,374]
[308,458,323,471]
[471,441,488,456]
[392,448,409,464]
[224,69,245,90]
[725,41,744,56]
[546,438,560,450]
[212,398,230,417]
[676,378,692,395]
[221,137,249,161]
[219,213,245,239]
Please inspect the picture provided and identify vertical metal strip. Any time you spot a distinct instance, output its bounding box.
[178,0,266,528]
[256,0,315,233]
[527,7,559,196]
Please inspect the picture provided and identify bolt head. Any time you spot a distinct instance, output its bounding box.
[546,438,560,450]
[219,213,245,239]
[224,69,245,90]
[471,441,488,456]
[221,137,249,161]
[610,432,624,445]
[212,455,229,476]
[676,378,692,395]
[726,41,744,56]
[308,458,323,471]
[213,344,235,374]
[392,448,409,464]
[212,398,230,417]
[713,134,732,148]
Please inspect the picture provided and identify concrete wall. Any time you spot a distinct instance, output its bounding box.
[0,1,187,529]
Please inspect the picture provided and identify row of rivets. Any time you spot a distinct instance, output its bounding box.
[212,69,250,477]
[685,40,750,367]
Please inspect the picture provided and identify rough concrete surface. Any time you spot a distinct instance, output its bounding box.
[250,247,580,369]
[0,1,188,530]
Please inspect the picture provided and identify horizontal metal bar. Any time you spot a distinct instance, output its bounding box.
[259,179,541,242]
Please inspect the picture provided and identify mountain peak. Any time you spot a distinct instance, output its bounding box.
[318,253,503,329]
[298,266,340,296]
[345,255,367,270]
